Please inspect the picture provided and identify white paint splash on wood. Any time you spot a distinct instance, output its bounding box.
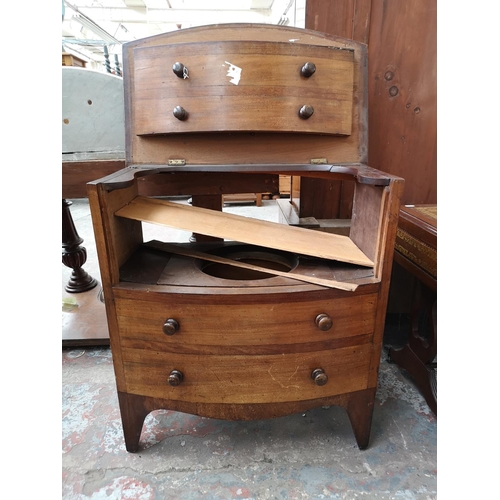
[224,61,242,85]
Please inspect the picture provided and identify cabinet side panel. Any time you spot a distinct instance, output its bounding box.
[349,183,384,264]
[368,178,405,385]
[88,182,143,391]
[105,186,143,276]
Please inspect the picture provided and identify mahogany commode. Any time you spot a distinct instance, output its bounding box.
[88,24,404,452]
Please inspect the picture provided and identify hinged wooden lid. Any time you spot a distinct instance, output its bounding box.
[122,24,368,167]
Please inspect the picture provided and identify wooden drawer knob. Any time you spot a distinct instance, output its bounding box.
[301,62,316,77]
[168,369,184,386]
[311,368,328,386]
[163,318,179,335]
[172,62,189,79]
[298,105,314,119]
[173,106,188,121]
[315,313,332,331]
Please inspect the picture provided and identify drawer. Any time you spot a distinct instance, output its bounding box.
[132,40,354,136]
[114,293,377,352]
[122,343,374,404]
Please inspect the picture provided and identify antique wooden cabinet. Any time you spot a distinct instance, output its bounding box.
[390,205,437,414]
[88,24,404,452]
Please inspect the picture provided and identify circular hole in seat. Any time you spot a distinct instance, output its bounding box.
[197,245,298,281]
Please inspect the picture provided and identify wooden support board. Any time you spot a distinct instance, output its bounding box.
[115,196,374,267]
[150,242,358,291]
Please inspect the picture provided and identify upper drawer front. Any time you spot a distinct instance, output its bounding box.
[114,293,377,352]
[132,41,354,136]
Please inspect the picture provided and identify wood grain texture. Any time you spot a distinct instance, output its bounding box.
[367,177,405,385]
[344,386,376,449]
[306,0,372,44]
[133,41,354,136]
[121,344,373,404]
[122,24,368,166]
[397,205,437,249]
[120,241,376,290]
[393,204,437,289]
[298,178,343,219]
[190,194,223,243]
[305,0,436,208]
[349,183,385,264]
[129,133,362,166]
[88,187,144,305]
[87,183,137,391]
[367,0,436,204]
[137,172,279,197]
[115,196,374,267]
[149,242,358,291]
[117,388,377,451]
[301,0,372,220]
[87,24,406,452]
[114,292,377,351]
[85,163,393,192]
[63,159,126,199]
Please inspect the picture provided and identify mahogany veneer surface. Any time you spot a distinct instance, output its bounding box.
[394,205,436,289]
[133,41,354,136]
[88,24,404,452]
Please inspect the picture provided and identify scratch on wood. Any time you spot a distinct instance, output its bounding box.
[210,368,222,383]
[267,366,300,389]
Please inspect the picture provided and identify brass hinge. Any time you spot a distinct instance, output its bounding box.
[310,158,328,164]
[168,159,186,166]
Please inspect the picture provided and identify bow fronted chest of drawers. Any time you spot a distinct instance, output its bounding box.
[88,24,404,452]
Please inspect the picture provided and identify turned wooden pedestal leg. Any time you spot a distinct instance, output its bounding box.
[62,199,98,293]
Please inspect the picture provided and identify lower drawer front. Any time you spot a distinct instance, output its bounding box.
[122,343,374,404]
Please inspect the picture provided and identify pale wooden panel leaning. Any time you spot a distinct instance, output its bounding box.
[115,196,374,267]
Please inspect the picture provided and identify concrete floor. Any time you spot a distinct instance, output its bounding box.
[62,198,437,499]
